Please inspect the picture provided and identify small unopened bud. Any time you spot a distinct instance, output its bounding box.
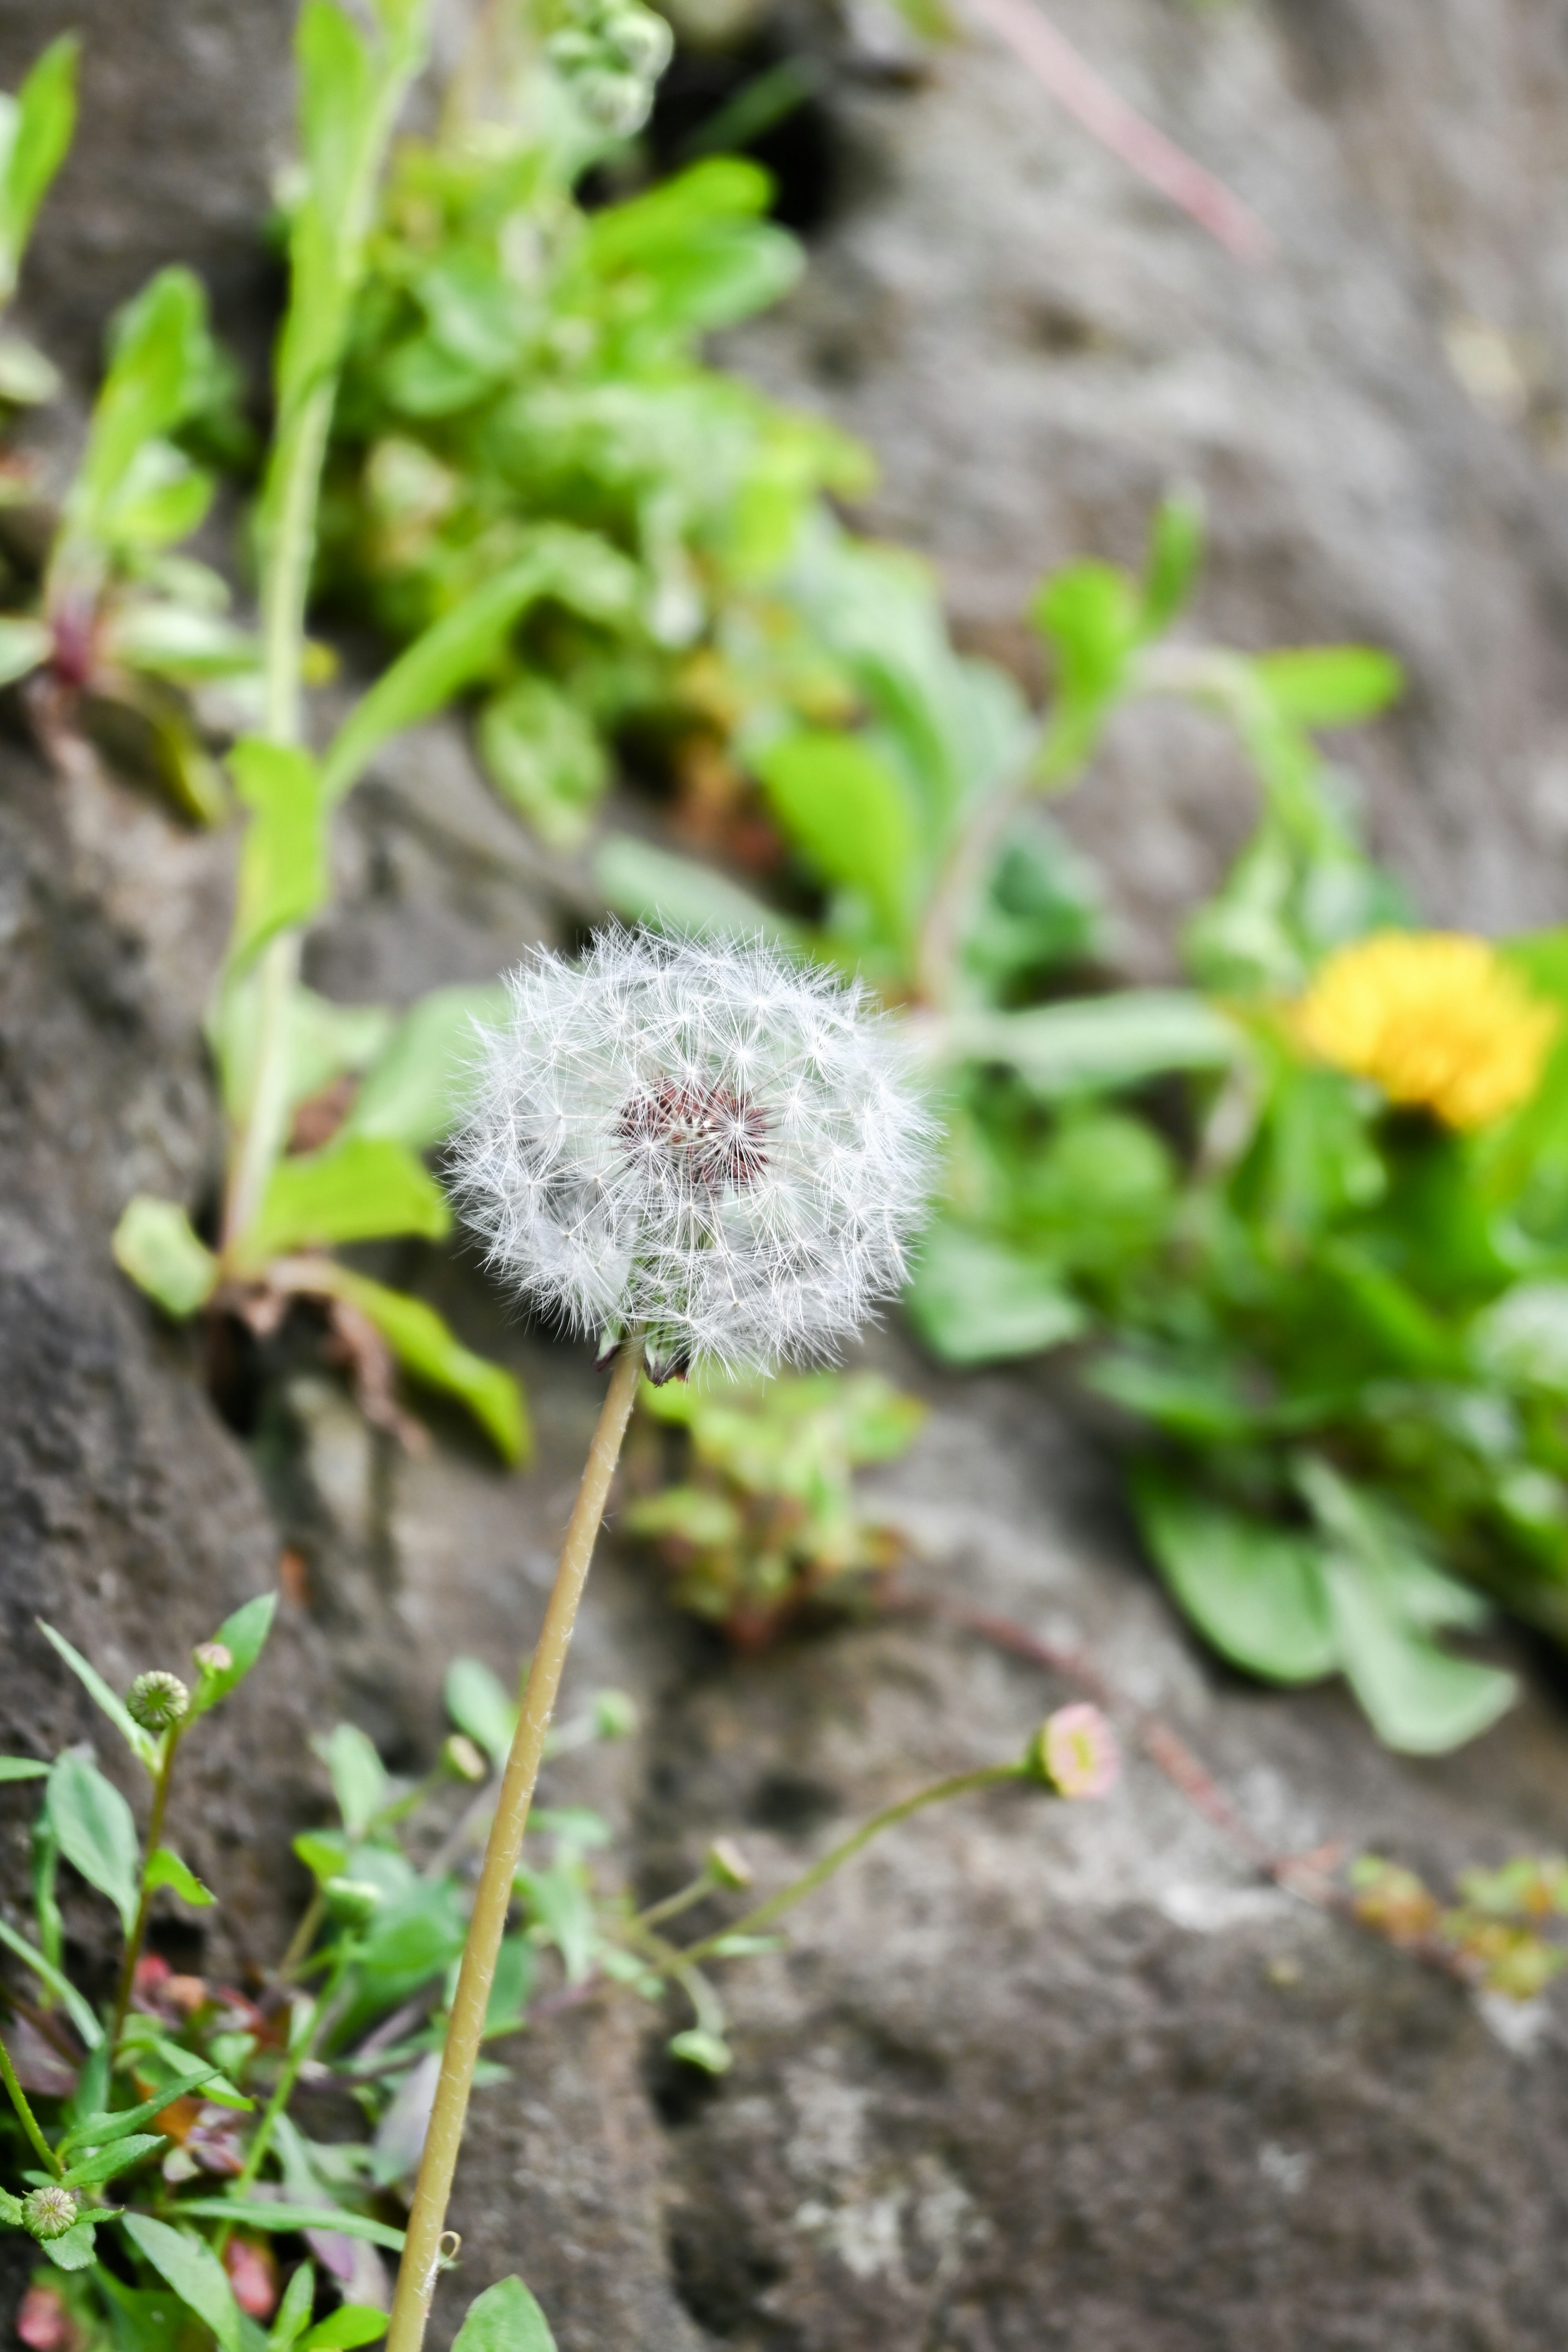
[22,2185,78,2241]
[442,1734,488,1784]
[1025,1704,1120,1800]
[192,1642,233,1679]
[604,5,673,76]
[706,1837,752,1891]
[592,1690,638,1741]
[324,1877,383,1929]
[127,1671,190,1733]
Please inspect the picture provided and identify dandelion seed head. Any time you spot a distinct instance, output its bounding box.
[452,929,937,1376]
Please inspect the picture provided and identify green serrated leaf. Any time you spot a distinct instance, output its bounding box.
[1322,1554,1517,1756]
[229,739,329,967]
[61,2061,225,2152]
[443,1657,517,1769]
[145,1846,215,1906]
[1140,490,1204,636]
[293,1828,351,1887]
[67,267,212,543]
[1251,646,1404,730]
[57,2132,166,2190]
[267,2261,318,2352]
[111,1195,218,1320]
[0,613,49,686]
[122,2213,246,2352]
[36,1621,158,1768]
[346,983,506,1152]
[48,1748,140,1934]
[237,1136,450,1268]
[186,1591,277,1722]
[755,729,921,951]
[477,677,608,849]
[667,2028,733,2075]
[594,835,799,946]
[940,992,1240,1099]
[312,1723,389,1836]
[905,1223,1085,1368]
[0,332,58,403]
[300,2309,390,2350]
[1132,1470,1339,1685]
[41,2217,100,2271]
[319,530,632,805]
[0,33,78,304]
[316,1265,530,1463]
[450,2275,559,2352]
[0,1917,102,2049]
[172,2200,406,2252]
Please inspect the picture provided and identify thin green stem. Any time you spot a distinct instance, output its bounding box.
[108,1729,182,2060]
[0,2028,61,2179]
[218,1942,354,2257]
[277,1891,327,1987]
[681,1764,1026,1964]
[634,1868,719,1933]
[220,22,424,1263]
[386,1336,645,2352]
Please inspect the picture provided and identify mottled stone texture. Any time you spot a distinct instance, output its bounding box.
[6,2,1568,2348]
[726,0,1568,971]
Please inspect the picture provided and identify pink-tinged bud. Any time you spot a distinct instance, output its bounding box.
[17,2283,78,2350]
[193,1641,233,1678]
[224,2234,279,2319]
[1028,1704,1120,1800]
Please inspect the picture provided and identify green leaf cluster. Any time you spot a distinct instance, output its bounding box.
[627,1369,926,1638]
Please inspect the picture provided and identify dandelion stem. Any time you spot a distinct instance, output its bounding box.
[108,1726,182,2060]
[386,1335,646,2352]
[0,2029,61,2179]
[680,1762,1026,1964]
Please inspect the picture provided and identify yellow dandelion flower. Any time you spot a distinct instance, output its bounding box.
[1293,931,1558,1131]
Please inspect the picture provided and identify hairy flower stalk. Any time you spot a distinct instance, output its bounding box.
[387,930,932,2351]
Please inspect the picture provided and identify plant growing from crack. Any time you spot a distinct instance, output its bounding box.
[93,0,542,1463]
[379,925,935,2348]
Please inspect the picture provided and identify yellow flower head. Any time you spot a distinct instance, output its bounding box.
[1293,931,1558,1131]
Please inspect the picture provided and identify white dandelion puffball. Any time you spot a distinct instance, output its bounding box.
[454,929,936,1378]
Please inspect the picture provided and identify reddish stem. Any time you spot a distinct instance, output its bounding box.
[959,0,1273,264]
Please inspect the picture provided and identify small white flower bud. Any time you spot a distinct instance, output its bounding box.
[126,1672,190,1732]
[192,1642,233,1678]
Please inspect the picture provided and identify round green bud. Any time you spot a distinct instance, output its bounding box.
[592,1690,638,1741]
[576,69,651,133]
[604,7,673,77]
[324,1877,383,1930]
[22,2185,78,2241]
[706,1837,753,1891]
[546,29,601,72]
[126,1671,190,1733]
[442,1733,488,1785]
[192,1641,233,1679]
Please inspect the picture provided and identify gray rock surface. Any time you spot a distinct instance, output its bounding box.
[6,2,1568,2348]
[726,0,1568,971]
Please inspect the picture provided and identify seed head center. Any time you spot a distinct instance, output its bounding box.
[620,1078,768,1188]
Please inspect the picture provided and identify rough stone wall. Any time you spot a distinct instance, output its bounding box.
[4,5,1568,2349]
[725,0,1568,971]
